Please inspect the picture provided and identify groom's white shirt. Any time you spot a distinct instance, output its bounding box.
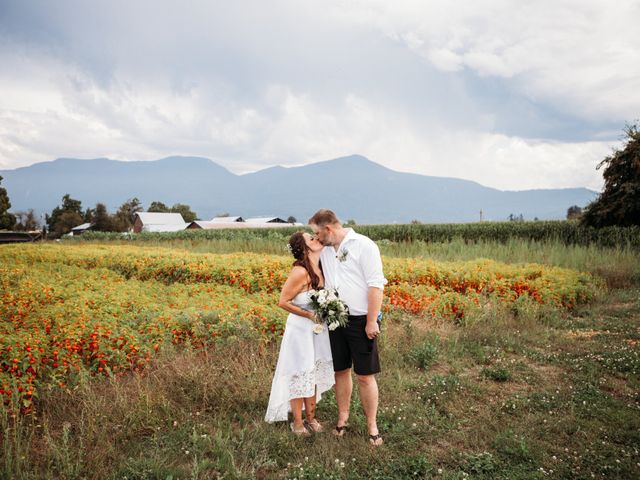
[320,228,387,316]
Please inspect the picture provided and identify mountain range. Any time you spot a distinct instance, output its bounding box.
[0,155,598,224]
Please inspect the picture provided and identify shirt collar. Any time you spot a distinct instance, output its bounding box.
[340,228,357,247]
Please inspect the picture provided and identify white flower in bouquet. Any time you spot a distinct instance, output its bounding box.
[309,288,350,332]
[312,323,325,334]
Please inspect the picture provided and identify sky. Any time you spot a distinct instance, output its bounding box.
[0,0,638,191]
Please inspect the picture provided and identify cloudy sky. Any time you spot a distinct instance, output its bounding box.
[0,0,638,190]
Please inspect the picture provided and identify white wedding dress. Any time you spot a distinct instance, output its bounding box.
[264,289,335,423]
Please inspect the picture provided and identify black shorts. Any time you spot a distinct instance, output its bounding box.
[328,315,381,375]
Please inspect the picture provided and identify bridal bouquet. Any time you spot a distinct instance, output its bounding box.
[308,288,350,334]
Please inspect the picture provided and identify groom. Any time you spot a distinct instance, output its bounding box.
[308,209,387,446]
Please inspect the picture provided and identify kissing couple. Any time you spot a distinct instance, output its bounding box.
[265,209,387,446]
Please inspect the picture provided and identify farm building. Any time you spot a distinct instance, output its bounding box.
[245,217,288,224]
[187,220,295,229]
[133,212,187,233]
[210,216,244,223]
[71,222,93,236]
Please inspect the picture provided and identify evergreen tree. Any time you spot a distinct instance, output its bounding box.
[0,175,16,229]
[84,207,95,223]
[92,203,114,231]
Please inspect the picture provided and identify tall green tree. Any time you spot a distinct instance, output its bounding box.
[120,198,143,224]
[92,203,115,232]
[170,203,197,222]
[582,123,640,227]
[0,175,16,229]
[148,201,170,213]
[113,197,143,231]
[46,194,84,237]
[83,207,95,223]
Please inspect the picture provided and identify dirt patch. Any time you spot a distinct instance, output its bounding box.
[564,329,603,339]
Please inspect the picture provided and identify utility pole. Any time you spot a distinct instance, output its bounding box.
[479,209,483,222]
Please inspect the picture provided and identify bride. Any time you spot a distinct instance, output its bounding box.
[264,232,334,434]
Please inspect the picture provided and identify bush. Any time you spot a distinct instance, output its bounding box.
[406,336,439,370]
[481,366,512,382]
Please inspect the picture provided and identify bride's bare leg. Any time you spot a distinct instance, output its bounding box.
[290,398,305,430]
[303,386,316,421]
[303,387,323,431]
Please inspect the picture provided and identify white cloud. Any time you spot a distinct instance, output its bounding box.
[0,48,613,190]
[0,0,634,192]
[331,0,640,121]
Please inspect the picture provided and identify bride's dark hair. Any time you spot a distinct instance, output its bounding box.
[288,231,321,289]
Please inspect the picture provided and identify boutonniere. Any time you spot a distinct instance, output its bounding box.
[337,249,349,262]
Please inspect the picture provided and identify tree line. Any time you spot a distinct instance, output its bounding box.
[1,124,638,237]
[0,191,199,238]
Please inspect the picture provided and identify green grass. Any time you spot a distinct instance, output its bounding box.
[2,238,639,479]
[1,286,637,479]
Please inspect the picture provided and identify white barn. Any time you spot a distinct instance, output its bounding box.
[133,212,187,233]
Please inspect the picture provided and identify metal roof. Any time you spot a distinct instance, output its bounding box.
[245,217,287,223]
[71,223,92,231]
[209,216,244,222]
[135,212,185,224]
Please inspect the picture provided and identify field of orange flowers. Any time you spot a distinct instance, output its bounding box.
[1,244,601,413]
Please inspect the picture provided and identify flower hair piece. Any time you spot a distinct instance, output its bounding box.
[287,242,303,258]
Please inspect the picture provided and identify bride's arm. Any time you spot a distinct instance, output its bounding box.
[278,266,315,319]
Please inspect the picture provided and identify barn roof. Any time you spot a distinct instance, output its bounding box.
[135,212,185,224]
[245,216,287,223]
[209,216,244,223]
[71,222,93,231]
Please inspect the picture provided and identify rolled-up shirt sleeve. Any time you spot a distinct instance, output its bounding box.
[361,240,387,289]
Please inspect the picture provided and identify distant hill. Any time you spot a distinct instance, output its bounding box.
[0,155,598,223]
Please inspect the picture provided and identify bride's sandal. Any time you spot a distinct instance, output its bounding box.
[369,433,384,446]
[290,422,310,436]
[305,419,324,433]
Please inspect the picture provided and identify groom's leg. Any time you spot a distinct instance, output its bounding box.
[334,368,352,426]
[357,374,379,435]
[329,326,353,428]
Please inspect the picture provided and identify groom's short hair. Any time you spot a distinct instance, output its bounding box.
[308,209,341,227]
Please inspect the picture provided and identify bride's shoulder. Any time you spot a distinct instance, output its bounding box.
[288,265,309,279]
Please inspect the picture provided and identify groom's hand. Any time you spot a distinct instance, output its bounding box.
[365,321,380,339]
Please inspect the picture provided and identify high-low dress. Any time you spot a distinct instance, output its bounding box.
[264,289,335,423]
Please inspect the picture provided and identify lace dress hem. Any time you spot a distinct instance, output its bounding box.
[264,358,335,423]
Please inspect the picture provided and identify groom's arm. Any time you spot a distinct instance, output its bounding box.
[367,286,384,326]
[361,240,387,337]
